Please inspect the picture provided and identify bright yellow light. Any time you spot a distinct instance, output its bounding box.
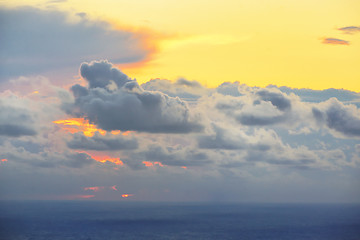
[4,0,360,91]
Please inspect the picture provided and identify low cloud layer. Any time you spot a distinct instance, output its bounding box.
[67,132,138,151]
[1,60,360,202]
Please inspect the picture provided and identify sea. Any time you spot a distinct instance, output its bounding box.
[0,201,359,240]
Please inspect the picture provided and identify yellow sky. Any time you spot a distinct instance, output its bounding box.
[2,0,360,91]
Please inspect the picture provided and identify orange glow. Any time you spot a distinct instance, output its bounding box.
[84,186,103,192]
[121,194,134,198]
[54,118,132,137]
[92,155,124,165]
[111,130,121,135]
[154,162,164,167]
[76,150,124,166]
[143,161,154,167]
[53,118,106,137]
[121,131,132,136]
[181,166,187,169]
[142,161,164,167]
[1,159,8,162]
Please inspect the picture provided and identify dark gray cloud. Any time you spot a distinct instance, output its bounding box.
[1,151,95,168]
[241,91,292,126]
[325,101,360,137]
[322,38,350,45]
[256,89,292,111]
[67,60,203,133]
[124,144,211,170]
[338,26,360,34]
[62,152,95,168]
[0,103,36,137]
[312,99,360,137]
[80,61,133,89]
[198,125,244,150]
[0,7,149,81]
[67,132,138,151]
[10,140,44,153]
[212,87,295,127]
[0,125,36,137]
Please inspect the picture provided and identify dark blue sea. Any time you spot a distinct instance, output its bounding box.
[0,201,359,240]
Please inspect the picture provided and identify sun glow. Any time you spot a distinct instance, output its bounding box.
[91,155,124,165]
[76,150,124,165]
[53,118,132,137]
[121,194,134,198]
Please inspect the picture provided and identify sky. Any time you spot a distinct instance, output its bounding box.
[0,0,360,202]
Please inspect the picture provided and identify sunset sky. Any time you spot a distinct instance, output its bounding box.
[0,0,359,202]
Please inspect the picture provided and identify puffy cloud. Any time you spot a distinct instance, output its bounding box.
[321,38,350,45]
[338,26,360,34]
[216,82,243,97]
[256,89,292,111]
[141,78,208,100]
[1,61,360,202]
[67,60,203,133]
[313,98,360,137]
[0,7,151,81]
[80,61,133,89]
[67,132,138,151]
[211,87,297,126]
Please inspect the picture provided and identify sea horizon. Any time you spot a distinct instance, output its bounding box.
[1,201,360,240]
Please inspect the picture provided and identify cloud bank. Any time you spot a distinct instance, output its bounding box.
[1,59,360,202]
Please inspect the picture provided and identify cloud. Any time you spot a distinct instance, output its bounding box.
[256,89,292,111]
[1,65,360,202]
[338,26,360,34]
[124,144,211,170]
[198,124,246,150]
[0,101,36,137]
[313,98,360,137]
[278,86,360,105]
[216,82,243,97]
[67,132,138,151]
[322,38,350,45]
[141,78,207,100]
[211,88,296,126]
[1,149,95,169]
[80,60,133,89]
[66,60,203,133]
[0,7,152,81]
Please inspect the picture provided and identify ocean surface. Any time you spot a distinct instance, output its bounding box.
[0,201,359,240]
